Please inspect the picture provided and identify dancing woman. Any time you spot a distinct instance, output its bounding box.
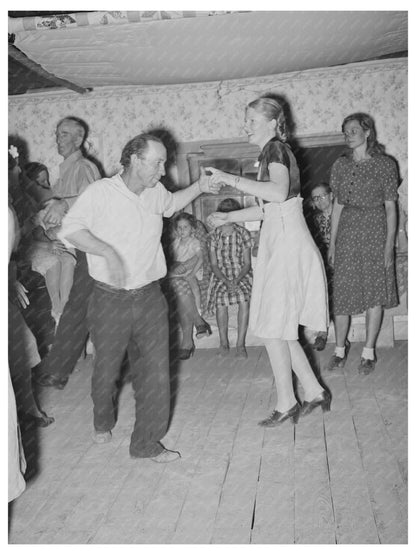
[207,96,330,425]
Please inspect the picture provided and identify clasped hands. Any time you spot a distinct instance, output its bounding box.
[199,167,237,229]
[198,167,237,194]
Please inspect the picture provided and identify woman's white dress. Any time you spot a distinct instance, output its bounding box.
[249,198,329,339]
[248,138,328,340]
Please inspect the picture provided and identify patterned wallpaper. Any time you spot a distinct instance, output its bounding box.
[8,59,407,186]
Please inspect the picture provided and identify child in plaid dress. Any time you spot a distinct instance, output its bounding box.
[208,198,253,358]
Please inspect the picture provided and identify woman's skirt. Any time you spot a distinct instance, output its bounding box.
[249,197,329,340]
[333,205,398,314]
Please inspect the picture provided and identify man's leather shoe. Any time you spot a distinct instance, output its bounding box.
[35,373,68,390]
[150,449,181,463]
[92,430,112,444]
[130,448,181,463]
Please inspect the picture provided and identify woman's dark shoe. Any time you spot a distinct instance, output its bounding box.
[178,344,195,360]
[195,320,212,339]
[300,390,331,417]
[21,411,55,428]
[358,356,377,375]
[258,403,300,427]
[327,339,351,371]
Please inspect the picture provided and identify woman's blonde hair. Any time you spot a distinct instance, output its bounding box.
[247,96,288,142]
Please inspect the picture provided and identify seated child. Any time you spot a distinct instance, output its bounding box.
[207,198,253,358]
[170,212,204,312]
[307,182,334,350]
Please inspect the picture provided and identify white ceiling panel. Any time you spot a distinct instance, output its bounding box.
[11,11,408,89]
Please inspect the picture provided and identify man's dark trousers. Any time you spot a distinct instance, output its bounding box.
[88,280,171,458]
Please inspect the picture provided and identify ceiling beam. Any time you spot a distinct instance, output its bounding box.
[8,43,91,95]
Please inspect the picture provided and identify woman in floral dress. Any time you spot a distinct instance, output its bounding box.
[327,113,398,374]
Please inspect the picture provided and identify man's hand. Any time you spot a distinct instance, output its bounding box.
[104,248,127,288]
[42,199,68,227]
[14,281,30,309]
[205,167,234,188]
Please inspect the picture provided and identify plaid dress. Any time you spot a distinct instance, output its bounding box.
[208,224,252,312]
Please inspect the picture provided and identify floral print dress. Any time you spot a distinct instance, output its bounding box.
[330,154,398,314]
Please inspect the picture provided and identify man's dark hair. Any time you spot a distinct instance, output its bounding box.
[120,133,164,169]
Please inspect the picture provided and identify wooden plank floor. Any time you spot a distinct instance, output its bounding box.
[8,341,408,544]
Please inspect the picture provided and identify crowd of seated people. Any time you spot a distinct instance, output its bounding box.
[163,199,255,360]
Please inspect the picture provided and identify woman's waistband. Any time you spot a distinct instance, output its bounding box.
[263,196,303,216]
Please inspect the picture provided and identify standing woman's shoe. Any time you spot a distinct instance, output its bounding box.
[358,356,377,374]
[300,390,331,417]
[195,319,212,339]
[327,339,351,371]
[258,403,301,427]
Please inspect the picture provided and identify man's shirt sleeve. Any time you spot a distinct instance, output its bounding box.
[57,184,97,248]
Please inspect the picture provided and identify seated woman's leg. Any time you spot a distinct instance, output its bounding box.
[169,277,211,349]
[187,276,202,313]
[175,293,196,350]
